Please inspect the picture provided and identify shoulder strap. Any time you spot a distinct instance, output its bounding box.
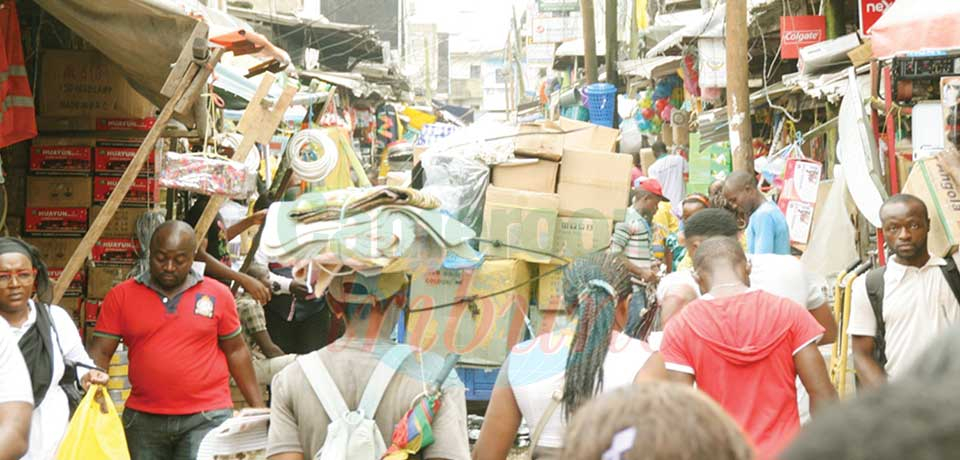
[864,267,888,367]
[358,344,415,417]
[529,389,563,456]
[940,255,960,307]
[298,353,351,421]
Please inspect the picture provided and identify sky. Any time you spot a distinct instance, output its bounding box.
[408,0,529,53]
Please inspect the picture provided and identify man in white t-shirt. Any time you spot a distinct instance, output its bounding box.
[646,141,688,216]
[0,322,33,459]
[848,195,960,387]
[656,208,837,343]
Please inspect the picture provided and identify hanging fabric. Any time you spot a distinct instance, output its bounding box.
[0,1,38,148]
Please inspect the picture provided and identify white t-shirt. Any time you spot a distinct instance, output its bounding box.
[647,154,688,213]
[4,301,95,460]
[848,255,960,380]
[505,330,653,450]
[656,254,826,310]
[0,322,32,406]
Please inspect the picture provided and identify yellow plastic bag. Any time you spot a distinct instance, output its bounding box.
[56,385,131,460]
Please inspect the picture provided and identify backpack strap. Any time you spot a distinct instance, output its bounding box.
[529,388,562,454]
[864,267,888,368]
[358,344,415,418]
[298,353,351,421]
[939,255,960,307]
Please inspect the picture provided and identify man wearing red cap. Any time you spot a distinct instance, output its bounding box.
[610,177,668,335]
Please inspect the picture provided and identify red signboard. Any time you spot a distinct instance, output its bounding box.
[860,0,896,33]
[780,16,826,59]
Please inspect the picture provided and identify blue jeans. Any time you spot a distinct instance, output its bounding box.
[122,407,232,460]
[625,285,648,339]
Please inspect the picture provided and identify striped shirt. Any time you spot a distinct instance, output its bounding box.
[610,207,654,286]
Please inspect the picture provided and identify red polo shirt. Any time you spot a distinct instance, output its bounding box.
[94,273,242,414]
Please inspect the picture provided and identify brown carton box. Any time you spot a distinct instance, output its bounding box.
[91,205,147,238]
[491,159,560,194]
[38,50,154,119]
[558,117,619,152]
[87,265,132,300]
[514,121,564,161]
[25,176,93,208]
[24,237,83,267]
[480,186,560,264]
[557,149,631,219]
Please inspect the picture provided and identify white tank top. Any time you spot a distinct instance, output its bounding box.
[506,330,653,449]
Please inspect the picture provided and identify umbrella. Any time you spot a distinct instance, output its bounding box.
[871,0,960,59]
[382,354,460,460]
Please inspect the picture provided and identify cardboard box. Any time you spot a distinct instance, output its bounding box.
[25,208,88,235]
[557,149,632,219]
[90,205,147,238]
[95,141,153,174]
[59,296,82,314]
[49,267,86,297]
[96,118,156,132]
[5,216,22,237]
[25,176,93,208]
[902,155,960,256]
[5,168,26,217]
[558,117,619,152]
[554,216,614,258]
[640,148,656,175]
[29,138,94,174]
[87,265,131,299]
[92,238,139,265]
[38,50,154,119]
[515,121,564,161]
[407,259,532,366]
[536,263,565,311]
[481,186,560,264]
[24,237,83,267]
[93,176,154,205]
[491,159,560,193]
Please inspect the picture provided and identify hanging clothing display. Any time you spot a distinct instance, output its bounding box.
[0,1,38,148]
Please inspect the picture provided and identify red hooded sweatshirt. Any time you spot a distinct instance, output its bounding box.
[660,290,824,459]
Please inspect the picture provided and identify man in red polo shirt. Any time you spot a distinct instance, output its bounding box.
[659,236,836,459]
[89,221,264,460]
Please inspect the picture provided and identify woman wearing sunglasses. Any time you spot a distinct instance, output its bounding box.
[0,238,108,459]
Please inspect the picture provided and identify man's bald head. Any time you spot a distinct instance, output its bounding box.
[724,171,756,191]
[149,221,197,291]
[722,171,762,215]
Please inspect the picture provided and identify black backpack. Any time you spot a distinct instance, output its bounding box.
[864,256,960,368]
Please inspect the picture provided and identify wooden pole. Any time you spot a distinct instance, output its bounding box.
[605,0,619,86]
[629,0,640,59]
[725,0,753,173]
[52,45,224,303]
[580,0,599,84]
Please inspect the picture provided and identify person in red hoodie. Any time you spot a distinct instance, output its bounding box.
[660,236,837,459]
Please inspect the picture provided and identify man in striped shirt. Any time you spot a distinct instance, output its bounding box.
[610,177,667,335]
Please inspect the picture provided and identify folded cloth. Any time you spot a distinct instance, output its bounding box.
[288,187,440,223]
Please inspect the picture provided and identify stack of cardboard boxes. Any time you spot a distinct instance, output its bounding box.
[405,118,630,369]
[8,49,156,337]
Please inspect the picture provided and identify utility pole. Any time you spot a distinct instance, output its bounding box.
[424,36,432,101]
[580,0,598,84]
[605,0,618,85]
[726,0,753,173]
[629,0,640,60]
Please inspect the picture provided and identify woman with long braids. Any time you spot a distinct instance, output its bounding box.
[0,238,108,459]
[473,253,661,459]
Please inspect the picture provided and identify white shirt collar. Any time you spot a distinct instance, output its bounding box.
[5,299,37,339]
[885,254,946,283]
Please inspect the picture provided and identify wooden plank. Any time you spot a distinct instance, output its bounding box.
[192,75,297,253]
[161,22,209,98]
[52,47,224,304]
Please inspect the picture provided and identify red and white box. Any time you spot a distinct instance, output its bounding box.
[95,118,156,132]
[29,145,92,174]
[49,267,86,297]
[94,141,154,174]
[92,238,139,265]
[25,208,88,235]
[93,176,155,205]
[84,299,103,323]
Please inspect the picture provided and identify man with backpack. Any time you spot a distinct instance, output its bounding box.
[849,194,960,388]
[267,272,470,460]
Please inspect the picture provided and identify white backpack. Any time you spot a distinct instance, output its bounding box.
[298,345,415,460]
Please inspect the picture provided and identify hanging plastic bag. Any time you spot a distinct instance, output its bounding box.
[56,385,131,460]
[158,152,258,199]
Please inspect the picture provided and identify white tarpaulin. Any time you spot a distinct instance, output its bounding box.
[838,67,888,227]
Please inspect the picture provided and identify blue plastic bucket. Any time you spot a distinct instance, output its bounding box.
[585,83,617,127]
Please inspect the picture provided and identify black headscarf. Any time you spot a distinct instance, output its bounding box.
[0,238,56,406]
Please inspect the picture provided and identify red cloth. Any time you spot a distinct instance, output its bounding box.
[660,290,824,459]
[0,1,37,148]
[94,277,241,415]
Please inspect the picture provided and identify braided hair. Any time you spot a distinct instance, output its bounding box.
[560,252,632,420]
[0,237,53,304]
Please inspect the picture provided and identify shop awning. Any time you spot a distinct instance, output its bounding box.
[618,56,683,80]
[870,0,960,59]
[555,39,606,57]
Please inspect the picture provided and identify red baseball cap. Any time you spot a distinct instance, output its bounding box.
[634,176,668,201]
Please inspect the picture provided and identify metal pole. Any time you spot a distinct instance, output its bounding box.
[725,0,753,172]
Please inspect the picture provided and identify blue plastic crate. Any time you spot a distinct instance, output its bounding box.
[585,83,617,128]
[456,367,500,401]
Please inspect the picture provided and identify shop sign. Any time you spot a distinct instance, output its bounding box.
[526,44,557,65]
[538,0,579,13]
[859,0,896,33]
[532,16,582,43]
[780,16,826,59]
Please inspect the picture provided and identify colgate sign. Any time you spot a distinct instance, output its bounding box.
[780,16,826,59]
[860,0,896,33]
